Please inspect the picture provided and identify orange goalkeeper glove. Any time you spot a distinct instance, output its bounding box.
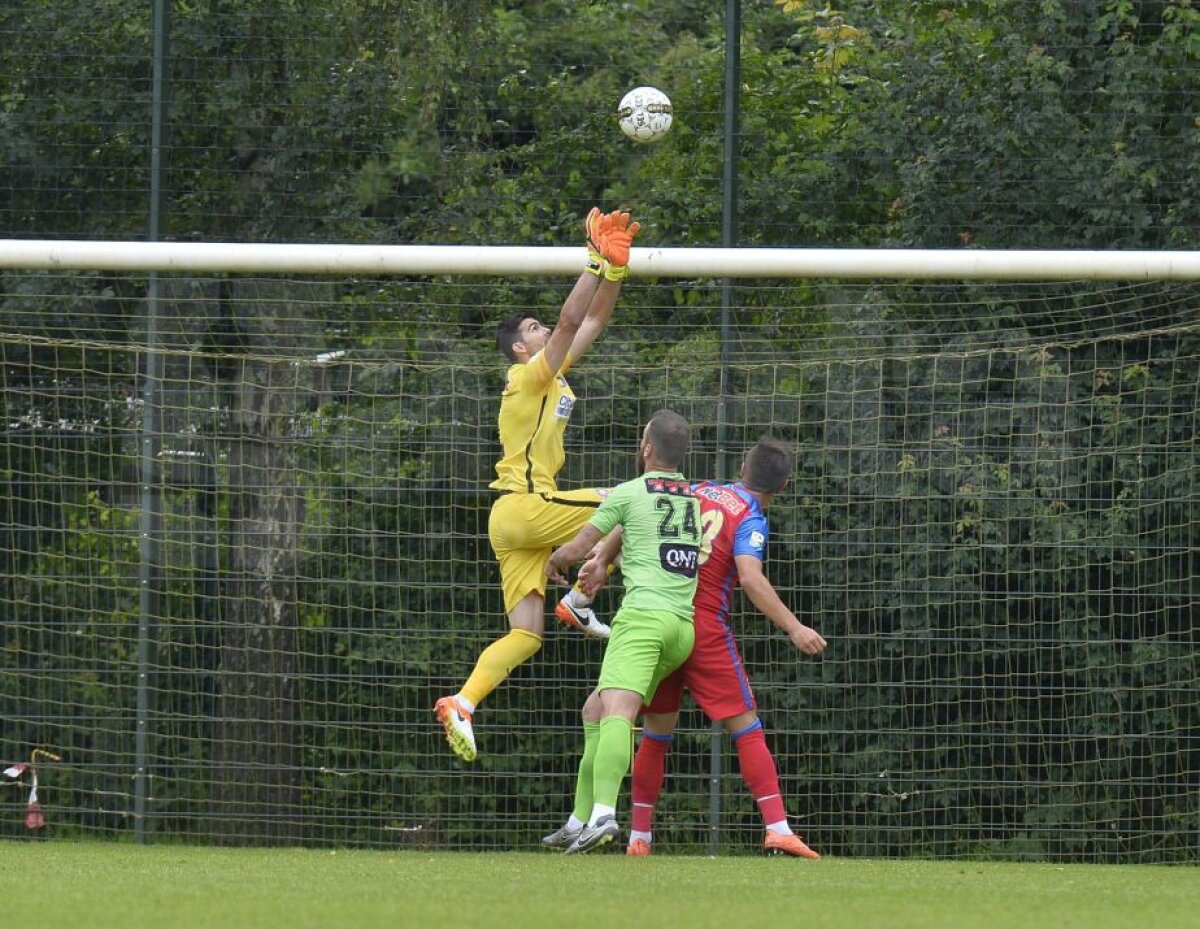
[584,207,605,276]
[600,210,640,276]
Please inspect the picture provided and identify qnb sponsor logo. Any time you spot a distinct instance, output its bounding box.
[659,543,700,577]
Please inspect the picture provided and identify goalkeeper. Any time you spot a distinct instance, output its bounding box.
[434,206,639,763]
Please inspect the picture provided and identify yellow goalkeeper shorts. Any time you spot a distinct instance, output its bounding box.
[488,488,605,614]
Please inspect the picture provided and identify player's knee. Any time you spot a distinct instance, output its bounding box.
[725,713,762,740]
[580,689,602,724]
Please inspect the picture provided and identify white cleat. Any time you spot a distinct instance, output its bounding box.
[554,599,611,639]
[434,696,477,762]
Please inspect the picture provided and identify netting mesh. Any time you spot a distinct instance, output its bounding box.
[1,270,1196,860]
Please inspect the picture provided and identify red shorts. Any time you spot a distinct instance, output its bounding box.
[643,609,756,721]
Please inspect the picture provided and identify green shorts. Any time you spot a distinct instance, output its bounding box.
[596,606,695,703]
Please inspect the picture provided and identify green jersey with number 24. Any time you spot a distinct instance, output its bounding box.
[588,470,700,622]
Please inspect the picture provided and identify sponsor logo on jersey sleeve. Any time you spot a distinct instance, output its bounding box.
[748,530,766,552]
[554,394,575,419]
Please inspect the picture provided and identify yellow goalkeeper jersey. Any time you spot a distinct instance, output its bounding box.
[490,350,577,494]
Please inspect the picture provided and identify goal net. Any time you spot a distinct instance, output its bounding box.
[1,248,1196,861]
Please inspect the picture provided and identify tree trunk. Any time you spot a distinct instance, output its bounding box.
[210,360,303,844]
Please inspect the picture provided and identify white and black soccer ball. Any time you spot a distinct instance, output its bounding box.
[617,86,673,144]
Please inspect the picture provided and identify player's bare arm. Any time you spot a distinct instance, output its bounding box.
[567,209,640,361]
[540,271,601,375]
[567,277,621,360]
[545,524,604,585]
[735,554,827,656]
[538,206,633,375]
[576,526,624,595]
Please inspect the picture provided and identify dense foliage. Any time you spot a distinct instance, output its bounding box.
[1,1,1196,860]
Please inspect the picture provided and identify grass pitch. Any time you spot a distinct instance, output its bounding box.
[1,842,1195,929]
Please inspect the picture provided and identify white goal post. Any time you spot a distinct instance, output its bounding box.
[4,239,1200,280]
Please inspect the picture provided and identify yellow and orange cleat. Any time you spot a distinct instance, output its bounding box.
[434,696,477,762]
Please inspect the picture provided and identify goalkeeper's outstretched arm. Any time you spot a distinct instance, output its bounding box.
[569,209,640,362]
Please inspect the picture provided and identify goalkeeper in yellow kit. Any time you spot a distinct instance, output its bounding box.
[434,207,640,762]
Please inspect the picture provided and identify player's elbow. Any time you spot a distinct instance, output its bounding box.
[556,317,583,338]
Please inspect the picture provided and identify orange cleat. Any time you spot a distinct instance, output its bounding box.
[434,696,476,762]
[626,839,652,857]
[764,832,820,859]
[553,598,611,639]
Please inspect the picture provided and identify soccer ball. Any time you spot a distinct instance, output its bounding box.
[617,86,673,144]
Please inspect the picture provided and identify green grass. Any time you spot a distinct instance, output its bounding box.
[1,842,1196,929]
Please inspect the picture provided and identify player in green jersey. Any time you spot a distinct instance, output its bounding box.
[544,409,700,853]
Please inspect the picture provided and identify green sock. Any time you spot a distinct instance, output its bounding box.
[591,716,634,810]
[571,721,601,823]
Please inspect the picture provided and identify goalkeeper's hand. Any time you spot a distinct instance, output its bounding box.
[600,210,640,270]
[584,207,605,275]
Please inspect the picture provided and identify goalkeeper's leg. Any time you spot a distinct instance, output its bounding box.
[555,559,618,639]
[435,627,542,763]
[434,580,545,762]
[554,586,611,638]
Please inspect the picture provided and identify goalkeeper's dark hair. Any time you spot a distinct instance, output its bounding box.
[742,437,796,494]
[496,313,535,362]
[645,409,691,470]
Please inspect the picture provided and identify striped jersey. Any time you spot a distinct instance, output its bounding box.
[693,481,769,619]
